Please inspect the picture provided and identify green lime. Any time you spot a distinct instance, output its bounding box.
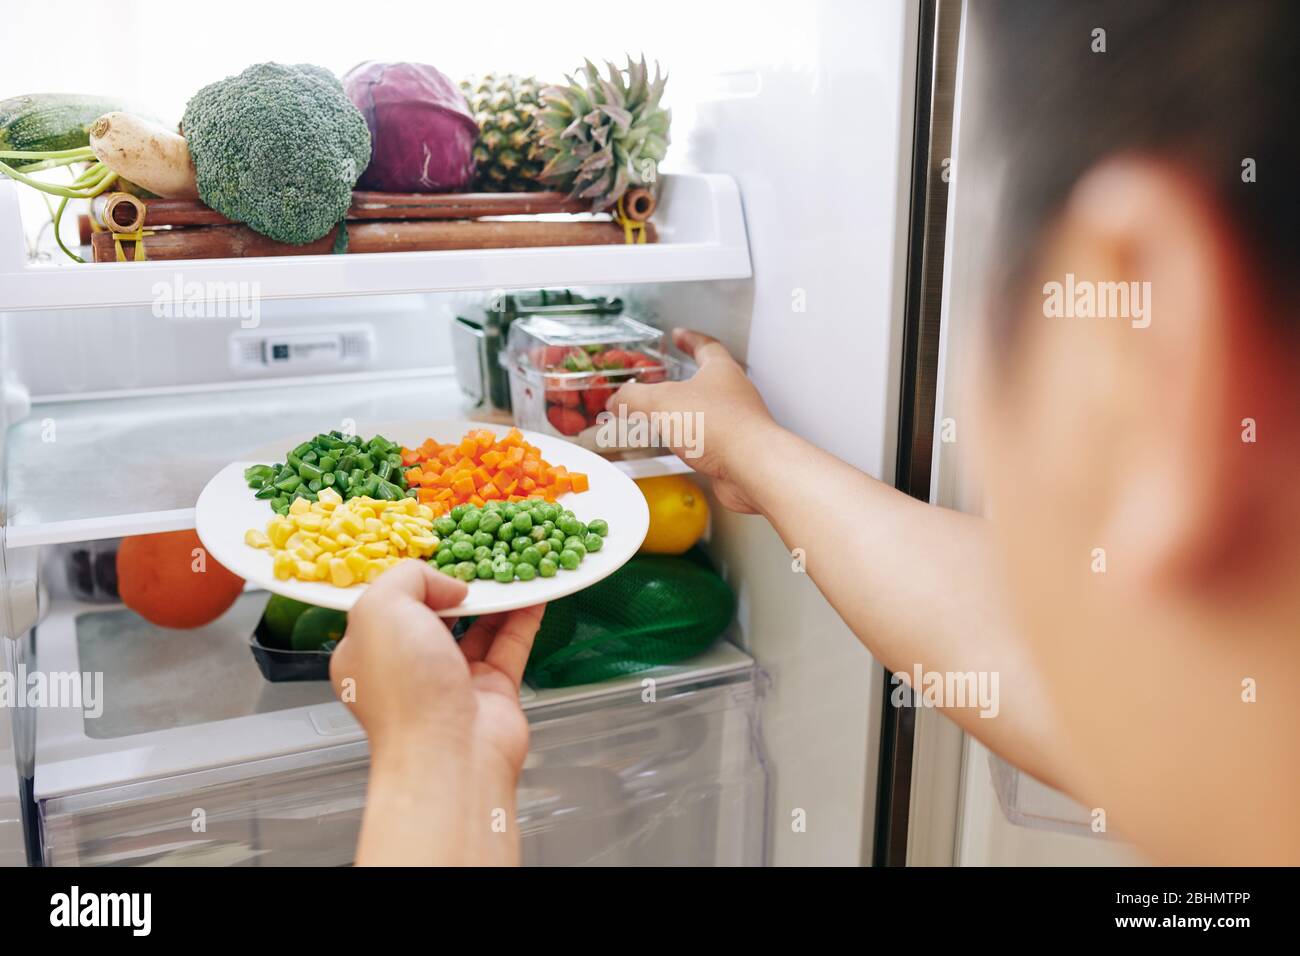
[290,606,348,651]
[262,595,314,649]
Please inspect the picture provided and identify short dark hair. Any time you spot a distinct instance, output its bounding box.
[971,0,1300,325]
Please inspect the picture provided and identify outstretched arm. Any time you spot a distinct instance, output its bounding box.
[610,330,1065,789]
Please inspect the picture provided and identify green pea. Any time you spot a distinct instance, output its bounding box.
[473,545,492,562]
[450,504,468,522]
[529,525,547,542]
[451,539,475,561]
[451,530,470,543]
[538,558,558,577]
[512,536,531,553]
[520,546,542,567]
[538,505,558,523]
[502,504,519,520]
[535,540,552,557]
[497,523,515,542]
[458,511,481,533]
[472,531,494,549]
[479,512,504,535]
[435,548,457,567]
[476,558,495,580]
[493,563,515,583]
[516,562,537,581]
[548,534,566,552]
[454,561,477,582]
[584,533,603,553]
[557,516,580,536]
[559,549,581,571]
[440,563,459,576]
[434,516,457,536]
[512,511,533,533]
[542,520,556,534]
[588,519,609,537]
[493,541,510,555]
[563,536,585,553]
[484,500,502,511]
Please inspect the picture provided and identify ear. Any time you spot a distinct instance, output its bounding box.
[1053,156,1298,591]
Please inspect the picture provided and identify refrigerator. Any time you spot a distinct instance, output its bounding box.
[0,0,1137,867]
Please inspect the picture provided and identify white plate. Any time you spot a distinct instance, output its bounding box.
[194,420,648,616]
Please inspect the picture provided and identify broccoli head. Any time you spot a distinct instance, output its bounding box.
[182,63,371,245]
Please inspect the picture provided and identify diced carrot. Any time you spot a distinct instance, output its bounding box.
[500,478,518,496]
[417,488,439,503]
[480,449,503,468]
[405,467,425,484]
[436,488,454,501]
[401,449,421,466]
[521,459,541,479]
[472,466,492,489]
[438,447,457,466]
[502,427,523,447]
[479,482,499,499]
[552,476,571,494]
[469,493,486,507]
[519,476,537,492]
[452,475,475,497]
[569,472,589,493]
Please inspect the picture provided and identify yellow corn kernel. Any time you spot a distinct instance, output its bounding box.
[339,514,364,537]
[345,551,368,578]
[244,529,270,548]
[335,533,358,549]
[364,560,388,582]
[289,497,310,516]
[273,553,296,579]
[317,487,343,506]
[297,513,325,533]
[362,541,389,558]
[329,558,354,588]
[268,520,294,549]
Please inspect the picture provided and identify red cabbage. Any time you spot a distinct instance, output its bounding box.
[343,61,478,192]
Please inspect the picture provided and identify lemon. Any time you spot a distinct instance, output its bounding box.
[635,475,710,554]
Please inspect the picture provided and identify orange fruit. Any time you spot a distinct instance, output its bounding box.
[117,530,245,629]
[635,475,710,554]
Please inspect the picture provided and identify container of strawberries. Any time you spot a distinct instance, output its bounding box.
[501,312,677,453]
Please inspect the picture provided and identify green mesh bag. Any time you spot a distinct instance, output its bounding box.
[524,552,735,688]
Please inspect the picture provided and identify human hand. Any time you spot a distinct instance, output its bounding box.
[607,328,778,513]
[329,560,545,865]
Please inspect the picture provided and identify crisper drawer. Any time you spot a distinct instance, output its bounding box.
[35,596,766,866]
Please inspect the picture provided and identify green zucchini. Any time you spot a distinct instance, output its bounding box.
[0,94,133,169]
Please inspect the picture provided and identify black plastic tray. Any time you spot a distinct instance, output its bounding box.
[249,618,333,682]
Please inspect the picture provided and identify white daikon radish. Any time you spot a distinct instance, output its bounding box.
[89,111,199,199]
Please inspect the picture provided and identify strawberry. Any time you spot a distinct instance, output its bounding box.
[547,404,588,436]
[583,374,613,415]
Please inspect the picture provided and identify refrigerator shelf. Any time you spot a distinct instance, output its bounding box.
[36,592,755,800]
[3,371,691,549]
[0,174,751,312]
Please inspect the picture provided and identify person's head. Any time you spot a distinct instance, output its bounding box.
[968,0,1300,863]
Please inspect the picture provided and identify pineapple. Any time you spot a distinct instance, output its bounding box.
[460,74,549,192]
[537,56,671,212]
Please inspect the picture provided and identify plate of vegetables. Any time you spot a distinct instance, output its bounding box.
[194,420,649,615]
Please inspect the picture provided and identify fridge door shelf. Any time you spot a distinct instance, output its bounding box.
[2,370,692,550]
[34,593,763,866]
[986,750,1111,840]
[0,174,751,313]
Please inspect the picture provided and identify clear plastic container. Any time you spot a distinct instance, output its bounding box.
[500,313,676,453]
